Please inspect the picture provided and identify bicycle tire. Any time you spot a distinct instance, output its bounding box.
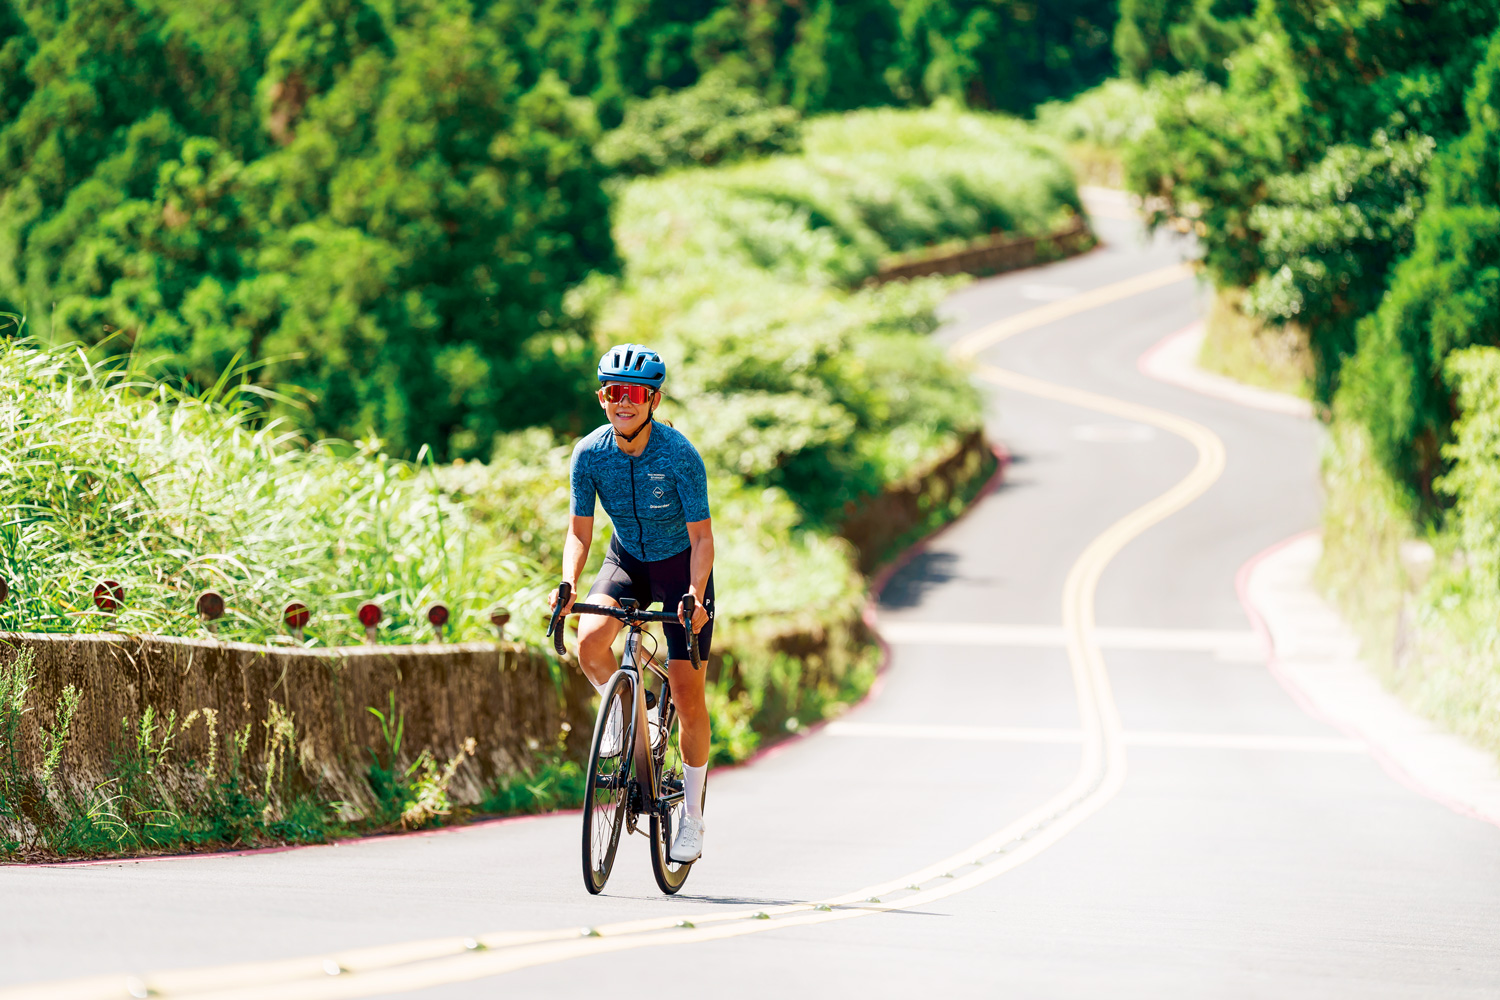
[648,709,694,895]
[582,672,634,895]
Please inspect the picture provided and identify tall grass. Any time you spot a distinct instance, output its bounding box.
[0,338,554,645]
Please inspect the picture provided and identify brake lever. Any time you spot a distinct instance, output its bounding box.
[681,594,702,671]
[548,582,571,656]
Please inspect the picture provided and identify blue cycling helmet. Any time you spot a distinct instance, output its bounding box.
[597,344,667,388]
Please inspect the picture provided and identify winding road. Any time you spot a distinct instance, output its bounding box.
[6,196,1500,998]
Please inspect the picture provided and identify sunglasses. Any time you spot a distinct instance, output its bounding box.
[601,383,653,405]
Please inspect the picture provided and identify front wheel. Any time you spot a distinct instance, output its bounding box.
[582,672,634,894]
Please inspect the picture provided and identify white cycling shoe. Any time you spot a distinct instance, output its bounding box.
[669,813,705,863]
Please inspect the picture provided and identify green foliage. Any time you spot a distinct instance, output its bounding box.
[1438,348,1500,599]
[598,107,1075,523]
[496,0,1117,122]
[0,338,558,646]
[884,0,1117,113]
[1244,132,1434,400]
[1036,77,1158,150]
[1114,0,1254,81]
[1128,1,1500,417]
[479,745,585,815]
[0,0,616,460]
[1335,29,1500,505]
[596,71,803,175]
[0,84,1032,644]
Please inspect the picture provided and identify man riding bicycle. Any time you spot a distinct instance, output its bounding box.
[548,344,715,864]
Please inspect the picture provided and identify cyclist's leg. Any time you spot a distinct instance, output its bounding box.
[575,601,622,689]
[579,541,650,687]
[659,569,713,822]
[666,656,710,768]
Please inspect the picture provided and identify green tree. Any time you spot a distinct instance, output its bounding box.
[0,0,616,459]
[1336,27,1500,505]
[1115,0,1254,81]
[1129,0,1500,407]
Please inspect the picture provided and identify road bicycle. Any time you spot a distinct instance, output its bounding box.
[547,582,704,895]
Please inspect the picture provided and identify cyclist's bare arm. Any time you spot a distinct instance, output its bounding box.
[552,514,594,614]
[682,518,713,633]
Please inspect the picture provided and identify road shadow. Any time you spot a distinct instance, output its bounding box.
[606,893,810,907]
[879,550,961,609]
[876,449,1034,610]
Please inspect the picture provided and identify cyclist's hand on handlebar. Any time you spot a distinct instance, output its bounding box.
[549,583,576,617]
[678,594,709,634]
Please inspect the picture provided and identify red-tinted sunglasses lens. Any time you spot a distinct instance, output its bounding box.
[603,383,650,404]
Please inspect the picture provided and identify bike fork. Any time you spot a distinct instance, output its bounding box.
[622,628,658,835]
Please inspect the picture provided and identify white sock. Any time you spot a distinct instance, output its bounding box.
[683,763,707,821]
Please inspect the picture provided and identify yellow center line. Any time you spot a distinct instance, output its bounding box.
[3,261,1221,1000]
[949,263,1194,359]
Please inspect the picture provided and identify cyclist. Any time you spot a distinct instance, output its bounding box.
[549,343,715,864]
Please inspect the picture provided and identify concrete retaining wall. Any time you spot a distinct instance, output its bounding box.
[874,217,1094,284]
[2,634,596,814]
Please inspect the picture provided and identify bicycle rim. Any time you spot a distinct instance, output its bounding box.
[582,673,634,894]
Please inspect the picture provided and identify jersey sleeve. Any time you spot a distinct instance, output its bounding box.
[676,438,711,522]
[570,441,597,517]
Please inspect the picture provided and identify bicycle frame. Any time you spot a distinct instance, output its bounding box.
[618,623,684,833]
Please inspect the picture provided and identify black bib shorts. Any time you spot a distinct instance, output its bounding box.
[587,537,714,662]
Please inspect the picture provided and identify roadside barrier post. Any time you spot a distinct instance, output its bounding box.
[283,602,310,644]
[93,580,124,617]
[358,602,382,645]
[490,606,510,641]
[425,603,449,643]
[197,591,225,634]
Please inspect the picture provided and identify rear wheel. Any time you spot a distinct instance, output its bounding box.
[649,709,693,895]
[582,672,634,894]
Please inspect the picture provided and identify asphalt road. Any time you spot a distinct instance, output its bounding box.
[6,204,1500,999]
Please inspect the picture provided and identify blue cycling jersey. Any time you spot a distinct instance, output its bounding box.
[570,421,711,561]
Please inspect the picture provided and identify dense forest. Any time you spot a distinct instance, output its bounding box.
[0,0,1117,459]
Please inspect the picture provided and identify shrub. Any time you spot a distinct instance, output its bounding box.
[596,73,803,175]
[1334,29,1500,506]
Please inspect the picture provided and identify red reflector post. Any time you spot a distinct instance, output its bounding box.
[93,580,124,613]
[284,602,310,644]
[358,601,382,644]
